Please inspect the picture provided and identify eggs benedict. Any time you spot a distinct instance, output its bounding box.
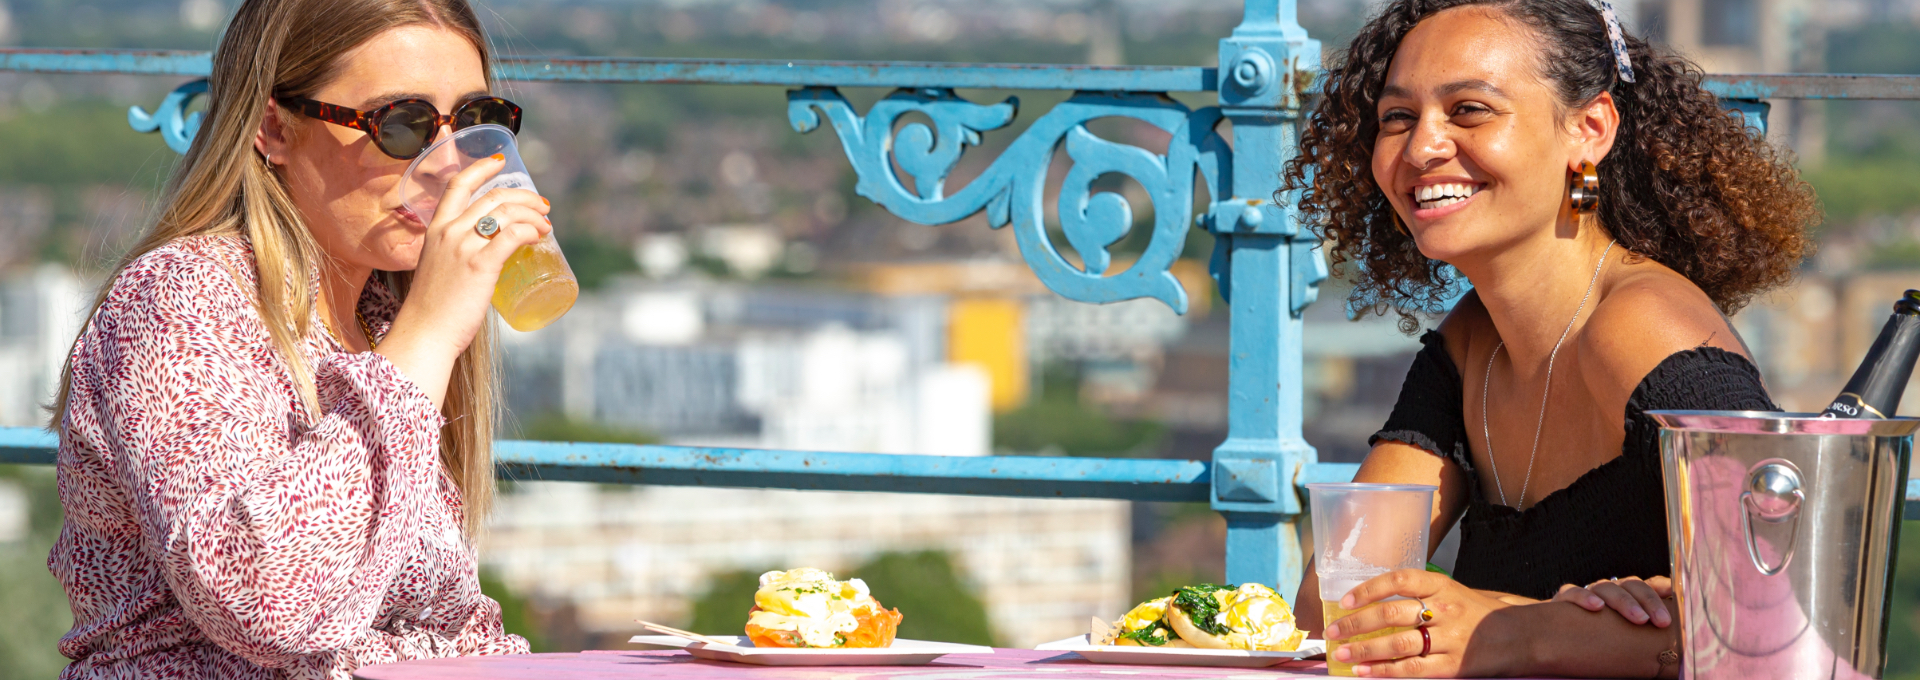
[744,568,902,648]
[1105,583,1307,651]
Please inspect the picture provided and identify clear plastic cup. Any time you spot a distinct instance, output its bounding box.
[400,124,577,332]
[1306,482,1436,676]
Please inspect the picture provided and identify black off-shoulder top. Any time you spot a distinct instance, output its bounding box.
[1369,331,1777,600]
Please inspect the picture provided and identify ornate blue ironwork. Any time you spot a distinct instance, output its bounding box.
[128,78,208,154]
[788,87,1227,313]
[0,0,1893,602]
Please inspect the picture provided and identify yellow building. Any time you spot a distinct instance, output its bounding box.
[856,258,1213,413]
[947,296,1030,411]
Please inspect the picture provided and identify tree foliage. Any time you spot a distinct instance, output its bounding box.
[0,467,77,680]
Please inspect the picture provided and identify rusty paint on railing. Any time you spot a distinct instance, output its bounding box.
[0,48,211,76]
[1701,73,1920,100]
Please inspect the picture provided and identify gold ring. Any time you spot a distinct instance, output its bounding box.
[476,215,501,239]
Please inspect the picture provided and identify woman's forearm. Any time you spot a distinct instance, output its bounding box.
[1486,590,1537,606]
[1488,599,1678,679]
[1297,564,1326,635]
[373,307,459,408]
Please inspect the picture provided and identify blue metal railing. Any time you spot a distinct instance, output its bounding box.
[9,48,1920,97]
[0,426,1224,500]
[6,424,1920,512]
[6,0,1920,596]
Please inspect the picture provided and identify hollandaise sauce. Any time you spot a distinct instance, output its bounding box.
[1159,584,1307,652]
[744,568,901,648]
[1113,597,1177,645]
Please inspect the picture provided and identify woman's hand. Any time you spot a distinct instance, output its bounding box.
[1322,568,1524,678]
[377,155,550,407]
[1552,576,1673,627]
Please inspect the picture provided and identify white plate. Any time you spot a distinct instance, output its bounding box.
[1033,634,1325,668]
[627,635,993,666]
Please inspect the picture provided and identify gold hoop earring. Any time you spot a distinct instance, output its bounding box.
[1390,212,1410,236]
[1567,161,1599,217]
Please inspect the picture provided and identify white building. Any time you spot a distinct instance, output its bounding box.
[482,484,1129,648]
[0,265,86,428]
[485,275,1131,647]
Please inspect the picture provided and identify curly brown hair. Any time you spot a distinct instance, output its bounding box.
[1282,0,1817,332]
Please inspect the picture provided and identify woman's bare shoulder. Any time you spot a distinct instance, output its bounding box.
[1433,289,1490,368]
[1577,261,1748,404]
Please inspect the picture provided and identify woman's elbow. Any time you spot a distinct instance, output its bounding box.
[196,602,389,669]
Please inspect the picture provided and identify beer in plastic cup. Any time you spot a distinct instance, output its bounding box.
[1306,482,1436,676]
[399,124,578,332]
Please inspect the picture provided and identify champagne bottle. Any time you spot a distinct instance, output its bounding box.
[1821,291,1920,419]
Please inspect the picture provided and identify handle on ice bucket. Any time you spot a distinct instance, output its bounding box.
[1739,459,1804,577]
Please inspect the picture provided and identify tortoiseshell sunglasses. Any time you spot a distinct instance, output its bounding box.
[277,95,523,160]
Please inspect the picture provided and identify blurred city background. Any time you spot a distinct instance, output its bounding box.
[2,0,1920,676]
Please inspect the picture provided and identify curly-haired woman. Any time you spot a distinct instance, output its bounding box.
[49,0,550,677]
[1284,0,1817,676]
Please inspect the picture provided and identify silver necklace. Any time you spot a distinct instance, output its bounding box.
[1480,240,1615,511]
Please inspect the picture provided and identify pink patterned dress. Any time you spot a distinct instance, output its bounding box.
[50,235,529,679]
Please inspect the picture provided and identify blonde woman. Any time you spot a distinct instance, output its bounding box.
[48,0,551,677]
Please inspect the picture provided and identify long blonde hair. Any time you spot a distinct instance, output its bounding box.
[53,0,501,534]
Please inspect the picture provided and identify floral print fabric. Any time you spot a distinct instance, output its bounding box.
[50,235,527,679]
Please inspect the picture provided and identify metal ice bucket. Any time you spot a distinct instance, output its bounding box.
[1651,410,1920,679]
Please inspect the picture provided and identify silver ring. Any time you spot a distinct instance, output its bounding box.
[1414,598,1435,623]
[475,215,501,239]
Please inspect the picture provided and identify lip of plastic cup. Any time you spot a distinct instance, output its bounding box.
[399,124,532,225]
[1304,483,1440,493]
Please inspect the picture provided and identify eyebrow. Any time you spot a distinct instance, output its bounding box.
[1438,79,1508,98]
[1378,79,1509,101]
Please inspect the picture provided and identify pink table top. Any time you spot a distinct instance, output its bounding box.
[351,648,1337,679]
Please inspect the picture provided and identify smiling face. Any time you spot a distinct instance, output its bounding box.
[1370,5,1612,264]
[259,24,488,273]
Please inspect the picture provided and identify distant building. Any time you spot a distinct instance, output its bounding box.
[485,272,1127,647]
[0,265,84,428]
[484,483,1129,648]
[1636,0,1828,160]
[499,277,983,454]
[1732,272,1920,416]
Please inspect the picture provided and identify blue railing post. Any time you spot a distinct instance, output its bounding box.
[1208,0,1324,596]
[1723,99,1770,134]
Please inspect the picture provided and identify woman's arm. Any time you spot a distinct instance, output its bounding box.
[1509,599,1680,679]
[1296,441,1470,634]
[1328,569,1679,678]
[374,160,550,407]
[81,250,447,668]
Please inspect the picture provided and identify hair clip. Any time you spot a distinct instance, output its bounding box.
[1587,0,1636,83]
